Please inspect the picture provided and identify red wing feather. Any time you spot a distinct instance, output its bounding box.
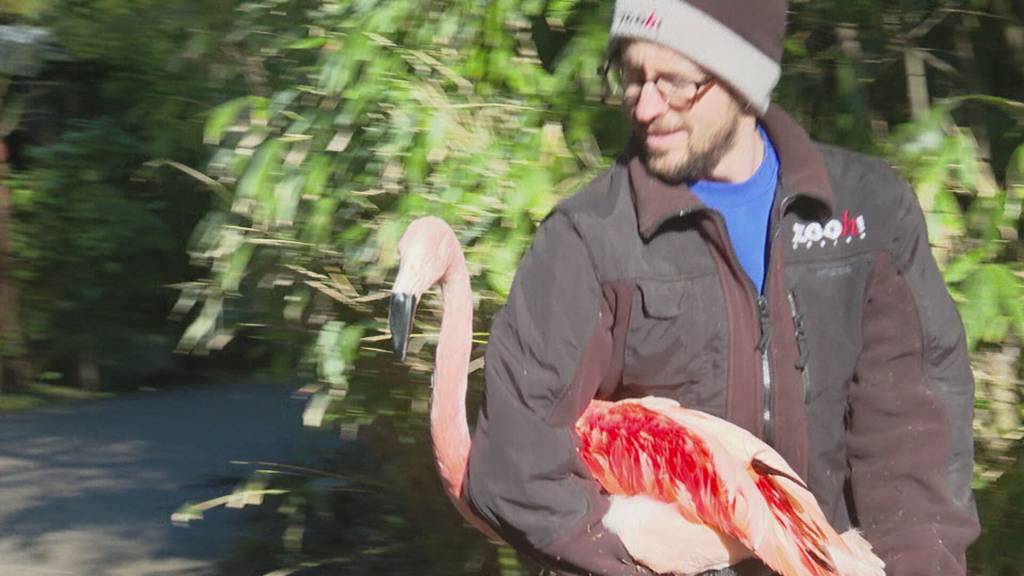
[753,463,836,576]
[576,402,741,538]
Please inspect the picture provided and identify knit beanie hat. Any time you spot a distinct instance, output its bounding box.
[608,0,787,115]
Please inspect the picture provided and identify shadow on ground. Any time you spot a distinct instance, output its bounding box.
[0,380,338,576]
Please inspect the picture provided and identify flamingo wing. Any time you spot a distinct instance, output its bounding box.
[576,399,755,544]
[660,408,838,575]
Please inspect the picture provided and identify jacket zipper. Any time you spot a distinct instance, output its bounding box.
[757,295,773,445]
[758,194,799,443]
[694,208,778,445]
[686,189,796,445]
[787,290,811,403]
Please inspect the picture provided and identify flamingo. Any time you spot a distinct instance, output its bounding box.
[388,216,885,576]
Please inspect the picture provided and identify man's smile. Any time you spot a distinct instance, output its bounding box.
[644,128,688,150]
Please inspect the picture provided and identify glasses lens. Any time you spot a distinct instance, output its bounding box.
[657,78,694,107]
[601,63,630,105]
[607,64,623,91]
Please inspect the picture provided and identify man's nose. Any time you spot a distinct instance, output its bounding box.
[632,82,668,125]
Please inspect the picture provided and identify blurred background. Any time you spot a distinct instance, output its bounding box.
[0,0,1022,574]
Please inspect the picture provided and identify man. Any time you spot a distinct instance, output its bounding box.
[463,1,981,574]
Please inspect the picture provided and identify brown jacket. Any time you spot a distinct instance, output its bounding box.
[464,106,980,575]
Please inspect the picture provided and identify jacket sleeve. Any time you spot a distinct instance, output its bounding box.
[464,211,650,576]
[847,163,980,575]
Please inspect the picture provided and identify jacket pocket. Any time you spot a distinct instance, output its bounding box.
[785,254,874,405]
[624,276,728,412]
[637,277,688,319]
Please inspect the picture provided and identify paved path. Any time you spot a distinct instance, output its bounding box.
[0,380,336,576]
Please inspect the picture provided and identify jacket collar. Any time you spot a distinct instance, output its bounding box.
[627,105,835,240]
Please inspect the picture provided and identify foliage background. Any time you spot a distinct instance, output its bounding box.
[2,0,1024,574]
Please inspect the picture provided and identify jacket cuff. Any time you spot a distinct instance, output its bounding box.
[540,508,654,576]
[535,492,652,576]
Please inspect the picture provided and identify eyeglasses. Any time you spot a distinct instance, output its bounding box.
[600,61,715,109]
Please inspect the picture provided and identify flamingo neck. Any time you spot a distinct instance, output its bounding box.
[432,250,473,501]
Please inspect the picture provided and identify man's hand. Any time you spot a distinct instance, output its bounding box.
[602,494,753,575]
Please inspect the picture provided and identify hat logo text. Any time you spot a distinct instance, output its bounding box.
[619,10,662,31]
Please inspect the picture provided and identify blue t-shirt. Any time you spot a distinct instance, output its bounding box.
[691,127,779,294]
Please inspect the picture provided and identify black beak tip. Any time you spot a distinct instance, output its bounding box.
[389,292,417,362]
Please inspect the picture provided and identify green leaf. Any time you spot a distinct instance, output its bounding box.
[924,185,965,248]
[993,265,1024,344]
[204,97,252,145]
[178,297,223,353]
[315,321,364,387]
[944,251,984,285]
[236,139,285,206]
[945,130,979,192]
[287,36,328,50]
[910,152,949,214]
[274,174,305,226]
[423,110,451,164]
[303,155,331,199]
[958,264,1023,349]
[524,168,556,222]
[483,233,529,298]
[301,196,339,246]
[545,0,580,23]
[268,90,299,120]
[222,243,255,293]
[1001,145,1024,235]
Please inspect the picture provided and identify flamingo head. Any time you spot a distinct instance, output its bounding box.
[389,217,460,361]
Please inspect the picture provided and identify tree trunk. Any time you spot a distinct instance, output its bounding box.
[988,344,1021,443]
[954,15,991,162]
[0,138,30,393]
[992,0,1024,78]
[975,343,1022,467]
[903,47,929,120]
[834,24,874,149]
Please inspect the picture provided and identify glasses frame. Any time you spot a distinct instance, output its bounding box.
[599,58,715,110]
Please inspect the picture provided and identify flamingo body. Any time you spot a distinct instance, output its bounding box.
[390,217,884,576]
[577,397,884,576]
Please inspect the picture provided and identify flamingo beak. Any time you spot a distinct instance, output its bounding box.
[389,292,418,362]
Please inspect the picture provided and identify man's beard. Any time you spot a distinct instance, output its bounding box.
[640,107,742,183]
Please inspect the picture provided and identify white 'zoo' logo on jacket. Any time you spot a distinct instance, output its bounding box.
[792,210,867,250]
